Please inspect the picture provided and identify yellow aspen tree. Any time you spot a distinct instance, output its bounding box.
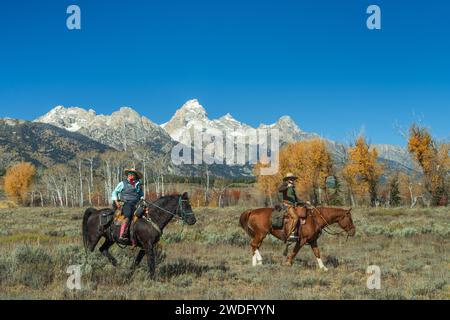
[343,136,384,207]
[256,139,334,205]
[408,125,448,205]
[4,162,37,204]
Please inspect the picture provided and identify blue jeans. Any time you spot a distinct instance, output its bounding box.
[122,201,138,219]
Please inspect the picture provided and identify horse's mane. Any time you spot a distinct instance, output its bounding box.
[150,194,180,206]
[315,206,351,215]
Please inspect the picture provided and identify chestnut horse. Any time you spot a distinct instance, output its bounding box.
[239,206,356,270]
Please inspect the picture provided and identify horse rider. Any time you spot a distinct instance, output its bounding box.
[278,173,307,240]
[111,168,144,242]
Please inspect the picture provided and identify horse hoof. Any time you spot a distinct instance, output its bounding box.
[321,267,329,272]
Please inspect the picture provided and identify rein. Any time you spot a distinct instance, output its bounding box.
[144,196,193,221]
[144,199,183,221]
[311,207,348,236]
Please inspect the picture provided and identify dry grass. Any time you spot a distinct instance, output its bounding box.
[0,200,18,209]
[0,206,449,300]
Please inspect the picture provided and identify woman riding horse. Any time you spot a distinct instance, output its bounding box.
[111,168,144,242]
[83,192,197,278]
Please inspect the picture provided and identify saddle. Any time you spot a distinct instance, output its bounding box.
[113,208,140,225]
[271,203,308,230]
[99,206,140,229]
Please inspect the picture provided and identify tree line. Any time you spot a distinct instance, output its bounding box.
[1,149,253,208]
[1,124,448,208]
[255,124,449,208]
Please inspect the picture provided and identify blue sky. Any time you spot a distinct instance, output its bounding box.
[0,0,449,146]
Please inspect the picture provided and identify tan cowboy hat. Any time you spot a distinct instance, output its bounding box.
[283,172,298,181]
[123,168,143,180]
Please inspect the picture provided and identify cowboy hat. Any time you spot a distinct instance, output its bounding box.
[283,172,298,181]
[123,168,143,180]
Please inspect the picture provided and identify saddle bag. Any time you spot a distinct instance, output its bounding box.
[271,210,285,229]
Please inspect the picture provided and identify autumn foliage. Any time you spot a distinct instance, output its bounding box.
[255,138,333,204]
[4,162,37,204]
[408,125,449,205]
[343,137,383,207]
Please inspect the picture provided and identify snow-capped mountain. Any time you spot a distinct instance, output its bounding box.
[258,115,319,144]
[163,99,253,142]
[29,99,416,176]
[34,105,174,154]
[161,99,415,171]
[163,99,316,144]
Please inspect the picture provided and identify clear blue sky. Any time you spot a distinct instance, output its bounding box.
[0,0,449,146]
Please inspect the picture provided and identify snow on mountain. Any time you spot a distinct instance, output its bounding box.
[161,99,417,171]
[372,144,415,170]
[163,99,314,144]
[258,115,319,143]
[31,99,417,175]
[163,99,219,141]
[34,105,174,153]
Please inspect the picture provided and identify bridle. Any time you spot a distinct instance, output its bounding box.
[140,196,194,223]
[311,207,353,238]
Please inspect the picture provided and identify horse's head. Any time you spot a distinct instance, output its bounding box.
[336,208,356,237]
[176,192,197,225]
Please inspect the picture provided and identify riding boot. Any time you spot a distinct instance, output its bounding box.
[288,218,299,242]
[119,218,129,241]
[129,221,136,248]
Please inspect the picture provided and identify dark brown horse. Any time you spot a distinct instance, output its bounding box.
[239,206,356,270]
[82,193,196,278]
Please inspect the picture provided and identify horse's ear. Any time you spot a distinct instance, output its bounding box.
[182,192,189,200]
[348,208,353,213]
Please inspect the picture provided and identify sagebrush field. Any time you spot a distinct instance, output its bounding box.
[0,206,449,300]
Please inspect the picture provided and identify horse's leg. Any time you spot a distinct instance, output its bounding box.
[286,238,307,266]
[87,235,101,252]
[87,229,102,252]
[143,243,156,279]
[127,249,146,280]
[99,238,117,267]
[132,249,146,270]
[310,240,328,272]
[250,233,267,267]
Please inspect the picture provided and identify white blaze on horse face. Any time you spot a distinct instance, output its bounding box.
[252,254,258,267]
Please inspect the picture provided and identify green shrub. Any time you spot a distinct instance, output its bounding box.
[12,245,54,288]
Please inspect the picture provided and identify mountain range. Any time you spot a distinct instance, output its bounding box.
[0,99,415,177]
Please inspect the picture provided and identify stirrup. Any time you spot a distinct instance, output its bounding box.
[119,235,129,242]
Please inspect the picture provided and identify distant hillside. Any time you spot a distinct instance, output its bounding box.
[0,118,112,169]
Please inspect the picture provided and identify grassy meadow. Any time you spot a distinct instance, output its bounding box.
[0,205,449,300]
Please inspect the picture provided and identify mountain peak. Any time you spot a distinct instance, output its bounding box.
[113,106,141,119]
[218,113,237,122]
[276,115,299,127]
[180,99,206,113]
[35,105,171,151]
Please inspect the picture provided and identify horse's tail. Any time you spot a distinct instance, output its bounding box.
[239,210,255,238]
[82,207,96,253]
